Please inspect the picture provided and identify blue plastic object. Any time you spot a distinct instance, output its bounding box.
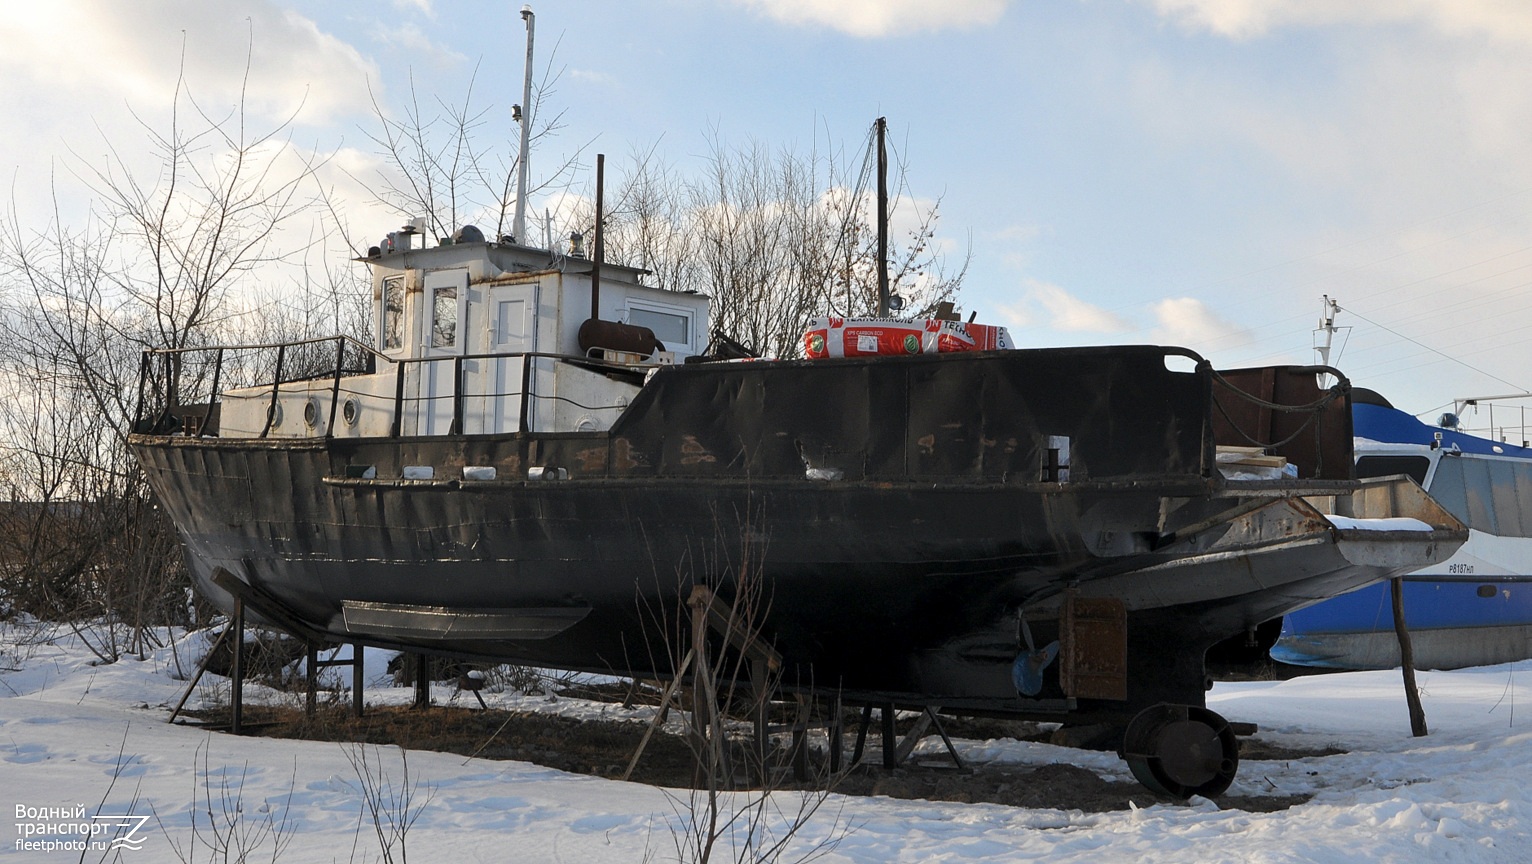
[1012,641,1060,696]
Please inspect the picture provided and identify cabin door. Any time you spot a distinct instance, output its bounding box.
[485,283,538,433]
[420,269,468,436]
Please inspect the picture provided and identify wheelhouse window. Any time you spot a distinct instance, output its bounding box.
[627,303,691,351]
[382,276,405,352]
[431,285,458,349]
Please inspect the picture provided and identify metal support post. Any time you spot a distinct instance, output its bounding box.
[851,704,873,765]
[352,643,365,717]
[413,653,430,709]
[828,694,844,773]
[305,643,318,720]
[230,600,245,734]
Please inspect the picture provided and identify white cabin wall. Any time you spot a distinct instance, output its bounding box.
[551,365,639,432]
[554,271,710,360]
[209,241,712,440]
[216,368,399,439]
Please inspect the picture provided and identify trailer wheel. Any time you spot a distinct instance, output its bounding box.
[1120,703,1239,798]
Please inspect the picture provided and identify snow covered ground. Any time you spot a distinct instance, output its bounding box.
[3,622,1530,862]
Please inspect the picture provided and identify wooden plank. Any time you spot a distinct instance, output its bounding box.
[1224,454,1288,468]
[1215,445,1267,457]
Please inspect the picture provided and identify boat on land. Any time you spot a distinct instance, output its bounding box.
[1272,390,1532,670]
[126,223,1466,797]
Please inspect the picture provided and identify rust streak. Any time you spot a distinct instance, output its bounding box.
[576,447,607,473]
[680,434,718,465]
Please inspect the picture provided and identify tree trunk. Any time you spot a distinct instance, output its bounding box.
[1391,577,1429,737]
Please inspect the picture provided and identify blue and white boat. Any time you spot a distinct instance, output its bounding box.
[1271,390,1532,669]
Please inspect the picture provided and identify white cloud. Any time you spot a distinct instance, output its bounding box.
[368,23,467,72]
[733,0,1011,38]
[571,69,618,87]
[1026,280,1131,333]
[990,223,1045,269]
[1149,297,1250,347]
[1142,0,1532,44]
[0,2,376,128]
[0,1,381,234]
[994,300,1033,330]
[392,0,435,18]
[993,224,1043,244]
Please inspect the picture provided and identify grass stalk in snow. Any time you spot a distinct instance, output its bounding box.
[343,742,435,864]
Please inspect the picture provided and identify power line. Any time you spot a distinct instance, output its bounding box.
[1342,307,1527,393]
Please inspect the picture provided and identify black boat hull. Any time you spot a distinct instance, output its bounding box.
[130,347,1464,717]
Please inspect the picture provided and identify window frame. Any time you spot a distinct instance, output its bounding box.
[624,297,695,354]
[380,275,406,354]
[428,283,463,351]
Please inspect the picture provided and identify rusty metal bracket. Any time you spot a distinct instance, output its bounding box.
[1059,592,1128,701]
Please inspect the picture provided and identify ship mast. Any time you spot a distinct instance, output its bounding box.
[513,5,536,245]
[1314,295,1342,389]
[1315,295,1340,368]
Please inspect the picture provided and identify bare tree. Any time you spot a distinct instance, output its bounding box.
[354,69,969,360]
[579,125,970,359]
[0,35,343,651]
[353,47,587,245]
[599,142,702,300]
[157,742,298,864]
[627,505,852,864]
[344,743,434,864]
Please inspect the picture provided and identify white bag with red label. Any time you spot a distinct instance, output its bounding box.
[803,317,1012,358]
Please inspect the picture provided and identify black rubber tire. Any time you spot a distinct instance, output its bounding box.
[1120,703,1239,798]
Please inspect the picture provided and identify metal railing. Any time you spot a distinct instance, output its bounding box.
[133,336,648,440]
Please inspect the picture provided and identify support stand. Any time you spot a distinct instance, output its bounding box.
[451,672,490,709]
[167,624,234,725]
[306,644,317,719]
[304,643,369,719]
[849,702,965,771]
[623,584,797,785]
[173,570,361,728]
[230,599,244,734]
[412,653,430,709]
[354,645,365,717]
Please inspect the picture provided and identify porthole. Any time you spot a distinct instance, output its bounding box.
[1477,585,1497,598]
[342,397,360,427]
[267,402,283,428]
[303,398,320,428]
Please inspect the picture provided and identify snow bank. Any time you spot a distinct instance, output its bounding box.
[2,624,1530,862]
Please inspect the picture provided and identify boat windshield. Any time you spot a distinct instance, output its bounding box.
[1429,453,1532,537]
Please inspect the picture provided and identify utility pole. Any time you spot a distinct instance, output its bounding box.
[876,117,889,317]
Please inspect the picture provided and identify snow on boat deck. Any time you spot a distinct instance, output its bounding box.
[1325,515,1435,532]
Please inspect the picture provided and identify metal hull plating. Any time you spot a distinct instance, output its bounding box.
[1271,575,1532,669]
[135,438,1449,707]
[131,348,1464,716]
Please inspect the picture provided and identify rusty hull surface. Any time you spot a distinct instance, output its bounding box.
[130,346,1462,720]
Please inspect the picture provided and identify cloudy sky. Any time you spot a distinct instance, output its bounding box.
[4,0,1532,427]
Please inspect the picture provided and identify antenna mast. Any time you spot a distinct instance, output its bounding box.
[1314,295,1343,389]
[1315,295,1340,368]
[513,5,535,245]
